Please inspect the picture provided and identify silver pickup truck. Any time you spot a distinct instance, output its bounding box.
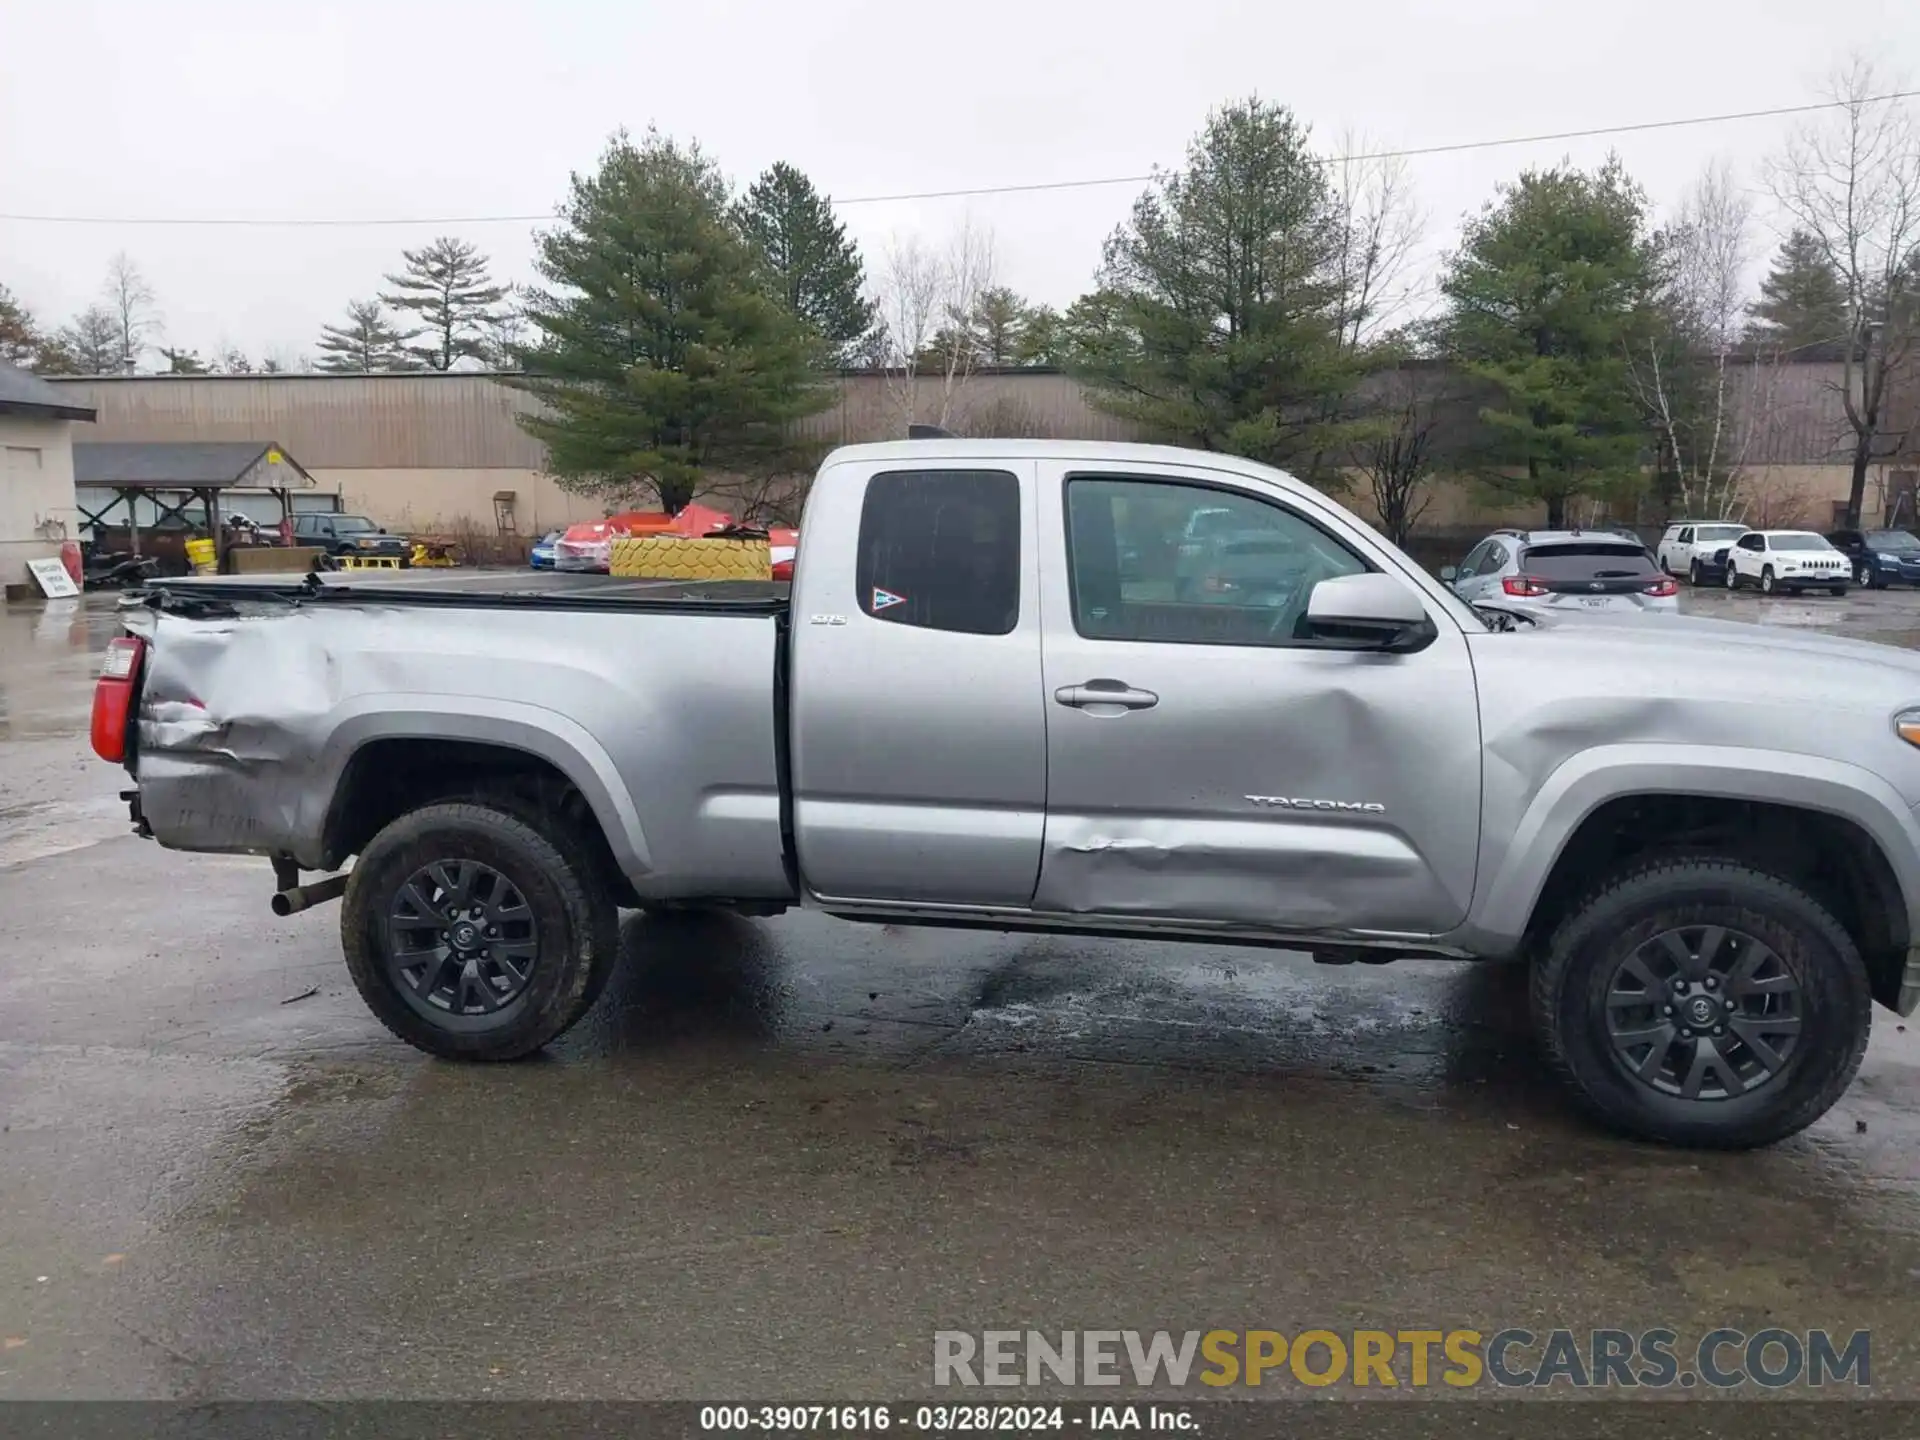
[93,439,1920,1148]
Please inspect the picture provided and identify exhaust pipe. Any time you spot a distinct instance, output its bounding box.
[272,872,349,916]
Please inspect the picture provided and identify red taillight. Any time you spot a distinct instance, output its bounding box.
[1643,576,1679,597]
[90,636,145,764]
[1501,575,1549,597]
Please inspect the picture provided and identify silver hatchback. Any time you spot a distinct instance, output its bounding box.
[1444,529,1679,617]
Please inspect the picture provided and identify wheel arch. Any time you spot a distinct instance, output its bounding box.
[1471,747,1920,1012]
[307,704,649,894]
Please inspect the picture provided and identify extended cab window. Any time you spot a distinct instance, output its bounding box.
[1063,476,1367,646]
[855,469,1020,635]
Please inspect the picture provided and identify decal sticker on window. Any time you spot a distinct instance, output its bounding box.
[871,587,907,612]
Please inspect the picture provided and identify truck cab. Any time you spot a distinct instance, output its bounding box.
[785,444,1481,935]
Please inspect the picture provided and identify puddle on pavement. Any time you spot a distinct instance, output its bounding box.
[0,598,138,868]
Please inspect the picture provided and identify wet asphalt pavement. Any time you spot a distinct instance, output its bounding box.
[5,588,1920,1406]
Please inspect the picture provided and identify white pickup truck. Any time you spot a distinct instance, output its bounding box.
[92,438,1920,1148]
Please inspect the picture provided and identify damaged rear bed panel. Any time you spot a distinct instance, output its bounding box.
[122,577,794,902]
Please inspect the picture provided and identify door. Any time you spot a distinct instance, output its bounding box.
[788,460,1046,907]
[1667,527,1693,571]
[1464,539,1509,603]
[1033,466,1482,937]
[1451,539,1493,597]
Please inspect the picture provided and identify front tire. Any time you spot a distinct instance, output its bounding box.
[1530,856,1870,1148]
[342,801,619,1060]
[1725,562,1740,590]
[1688,558,1703,586]
[1761,566,1777,594]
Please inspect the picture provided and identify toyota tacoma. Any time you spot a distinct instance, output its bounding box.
[90,440,1920,1148]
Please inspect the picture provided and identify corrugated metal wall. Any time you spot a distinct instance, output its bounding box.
[48,374,551,469]
[46,370,1135,470]
[44,362,1906,472]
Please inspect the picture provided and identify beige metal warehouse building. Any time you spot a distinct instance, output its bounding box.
[41,364,1918,539]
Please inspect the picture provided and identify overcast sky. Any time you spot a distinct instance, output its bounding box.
[2,0,1915,367]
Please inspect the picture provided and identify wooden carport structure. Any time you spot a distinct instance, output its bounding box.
[72,441,315,573]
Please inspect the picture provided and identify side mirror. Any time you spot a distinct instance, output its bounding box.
[1439,565,1458,582]
[1305,573,1437,654]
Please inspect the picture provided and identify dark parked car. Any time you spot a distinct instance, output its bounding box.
[1826,528,1920,589]
[290,513,410,564]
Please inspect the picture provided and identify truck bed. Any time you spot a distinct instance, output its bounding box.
[137,568,789,612]
[121,565,796,903]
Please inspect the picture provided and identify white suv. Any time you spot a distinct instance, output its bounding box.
[1723,530,1850,596]
[1655,521,1749,585]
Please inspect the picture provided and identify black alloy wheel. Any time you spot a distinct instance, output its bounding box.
[1603,925,1801,1101]
[386,859,541,1021]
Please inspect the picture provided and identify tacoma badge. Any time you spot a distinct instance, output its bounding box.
[1245,796,1387,814]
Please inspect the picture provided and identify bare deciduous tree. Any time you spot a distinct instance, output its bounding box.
[1767,58,1920,527]
[868,220,998,431]
[1327,140,1424,357]
[103,252,160,370]
[1348,358,1453,547]
[1626,158,1765,519]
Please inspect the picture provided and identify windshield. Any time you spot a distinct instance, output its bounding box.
[1867,531,1920,552]
[1766,532,1833,551]
[1518,542,1659,579]
[1695,524,1745,542]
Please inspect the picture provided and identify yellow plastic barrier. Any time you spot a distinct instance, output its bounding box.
[610,534,771,582]
[184,538,217,575]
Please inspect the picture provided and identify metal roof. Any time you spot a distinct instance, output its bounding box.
[0,359,97,421]
[72,441,313,489]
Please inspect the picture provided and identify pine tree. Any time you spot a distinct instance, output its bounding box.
[1746,229,1849,357]
[1067,98,1365,484]
[380,237,507,370]
[1,285,42,366]
[967,288,1031,366]
[733,162,876,365]
[1014,303,1063,366]
[314,299,417,373]
[1439,158,1665,527]
[59,305,128,374]
[159,347,209,374]
[512,130,835,513]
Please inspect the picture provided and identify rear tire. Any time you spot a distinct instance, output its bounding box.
[342,801,620,1060]
[1530,855,1870,1148]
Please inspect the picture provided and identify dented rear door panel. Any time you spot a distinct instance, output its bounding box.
[1030,461,1483,937]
